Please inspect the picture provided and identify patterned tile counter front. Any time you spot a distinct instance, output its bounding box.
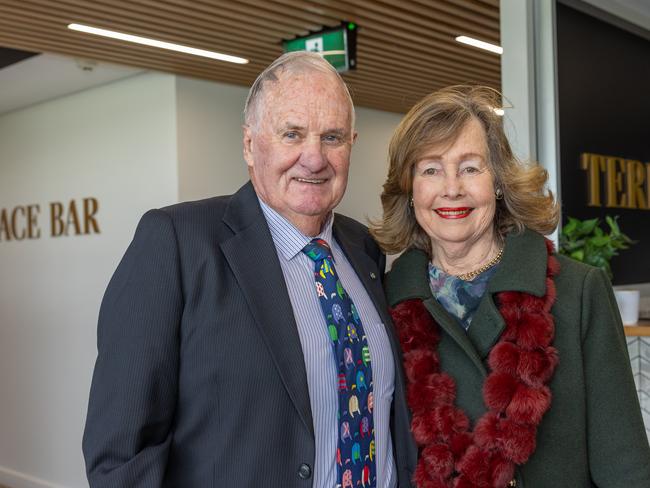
[627,337,650,439]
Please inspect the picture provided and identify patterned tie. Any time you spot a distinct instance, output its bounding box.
[303,238,376,488]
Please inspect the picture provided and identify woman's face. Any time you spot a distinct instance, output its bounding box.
[411,117,497,250]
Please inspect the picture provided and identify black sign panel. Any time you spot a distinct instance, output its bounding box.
[557,2,650,285]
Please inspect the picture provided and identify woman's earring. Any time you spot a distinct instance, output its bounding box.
[409,196,414,207]
[495,188,504,200]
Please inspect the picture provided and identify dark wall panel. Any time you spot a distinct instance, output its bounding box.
[557,2,650,284]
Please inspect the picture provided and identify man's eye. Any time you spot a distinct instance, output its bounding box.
[283,131,299,140]
[323,134,342,144]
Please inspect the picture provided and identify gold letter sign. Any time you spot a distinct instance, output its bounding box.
[580,153,649,210]
[0,197,101,242]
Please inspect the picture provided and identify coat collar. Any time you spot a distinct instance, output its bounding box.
[487,228,548,297]
[387,229,551,371]
[386,228,549,306]
[220,181,314,437]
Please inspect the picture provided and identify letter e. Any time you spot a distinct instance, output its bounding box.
[27,204,41,239]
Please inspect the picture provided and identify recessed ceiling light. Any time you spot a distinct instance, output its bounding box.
[493,107,505,116]
[455,35,503,55]
[68,23,249,64]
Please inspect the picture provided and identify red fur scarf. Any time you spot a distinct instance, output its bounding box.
[390,239,560,488]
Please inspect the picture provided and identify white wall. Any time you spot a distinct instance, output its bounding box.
[0,71,403,488]
[0,72,178,488]
[342,106,402,223]
[176,76,250,201]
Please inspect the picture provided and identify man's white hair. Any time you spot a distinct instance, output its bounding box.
[244,51,355,131]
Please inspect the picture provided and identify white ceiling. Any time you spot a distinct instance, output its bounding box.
[0,52,142,115]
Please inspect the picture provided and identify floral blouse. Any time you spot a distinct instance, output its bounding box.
[427,262,500,331]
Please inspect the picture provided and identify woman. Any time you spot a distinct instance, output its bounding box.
[371,85,650,487]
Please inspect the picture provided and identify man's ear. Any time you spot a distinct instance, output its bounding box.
[242,125,254,167]
[352,131,358,145]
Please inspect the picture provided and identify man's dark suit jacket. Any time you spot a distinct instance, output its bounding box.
[83,181,417,487]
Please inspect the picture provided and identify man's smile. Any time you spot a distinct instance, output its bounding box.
[295,177,328,184]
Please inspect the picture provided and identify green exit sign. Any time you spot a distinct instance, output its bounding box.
[283,22,358,73]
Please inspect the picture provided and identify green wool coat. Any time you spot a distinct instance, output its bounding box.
[386,229,650,487]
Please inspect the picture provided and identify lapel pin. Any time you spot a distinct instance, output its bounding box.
[370,272,377,280]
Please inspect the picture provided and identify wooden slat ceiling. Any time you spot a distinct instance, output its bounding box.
[0,0,500,114]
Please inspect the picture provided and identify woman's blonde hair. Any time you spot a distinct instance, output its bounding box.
[370,85,559,255]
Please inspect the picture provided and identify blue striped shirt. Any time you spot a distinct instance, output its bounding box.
[259,199,397,488]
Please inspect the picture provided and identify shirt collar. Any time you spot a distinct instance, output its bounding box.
[258,197,334,261]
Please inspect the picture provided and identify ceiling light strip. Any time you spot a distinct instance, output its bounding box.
[455,35,503,55]
[67,23,249,64]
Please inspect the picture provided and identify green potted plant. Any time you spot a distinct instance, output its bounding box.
[559,215,639,324]
[559,215,634,280]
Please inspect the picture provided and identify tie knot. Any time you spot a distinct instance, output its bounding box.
[302,238,333,262]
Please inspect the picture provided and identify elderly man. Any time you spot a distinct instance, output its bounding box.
[83,52,415,487]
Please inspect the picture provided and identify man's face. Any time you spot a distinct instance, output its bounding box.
[243,70,355,235]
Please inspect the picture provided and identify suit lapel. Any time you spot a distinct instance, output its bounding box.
[388,231,550,378]
[387,248,488,376]
[466,295,506,360]
[468,229,548,360]
[220,183,314,437]
[431,230,549,368]
[333,220,409,377]
[333,221,390,328]
[423,296,488,376]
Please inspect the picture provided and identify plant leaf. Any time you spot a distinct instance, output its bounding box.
[571,249,584,261]
[579,218,599,235]
[563,218,577,236]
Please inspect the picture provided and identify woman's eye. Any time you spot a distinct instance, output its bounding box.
[422,167,439,176]
[460,166,481,175]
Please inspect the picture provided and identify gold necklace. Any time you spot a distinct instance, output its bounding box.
[454,247,504,281]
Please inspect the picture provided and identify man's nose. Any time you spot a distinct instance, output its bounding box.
[300,137,327,171]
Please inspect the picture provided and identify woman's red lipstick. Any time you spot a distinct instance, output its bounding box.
[434,207,473,219]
